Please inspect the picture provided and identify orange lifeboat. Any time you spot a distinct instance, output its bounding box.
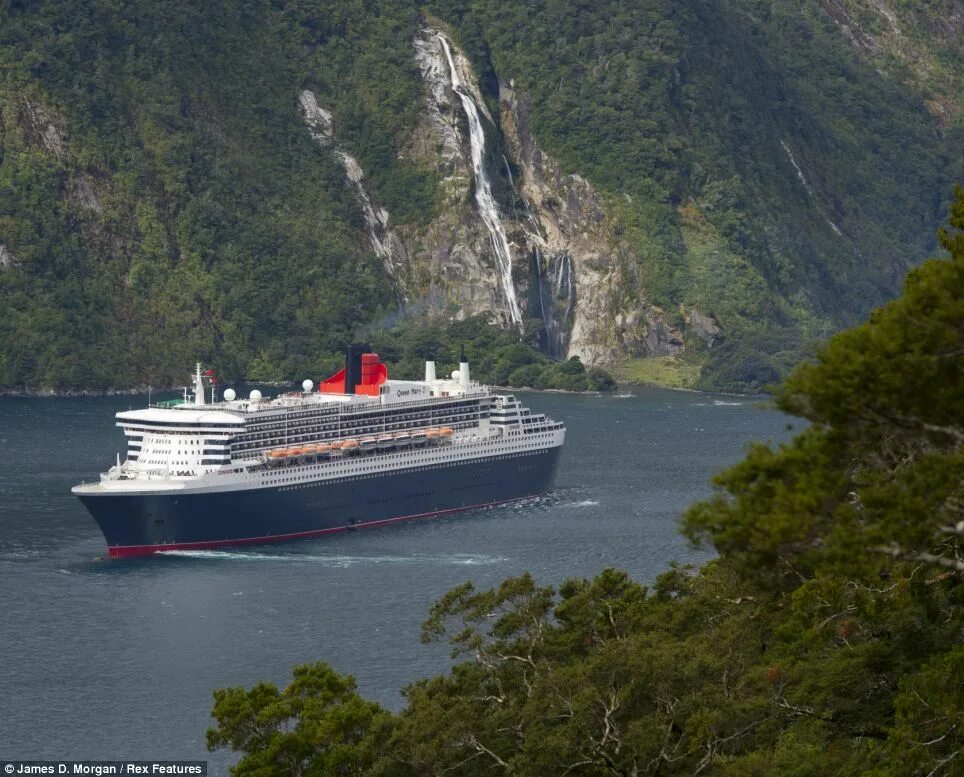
[425,428,441,443]
[266,449,287,467]
[341,439,360,454]
[439,427,454,437]
[316,443,332,457]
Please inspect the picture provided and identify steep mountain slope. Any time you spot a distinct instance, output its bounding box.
[0,0,959,391]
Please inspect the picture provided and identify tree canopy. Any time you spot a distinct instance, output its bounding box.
[208,189,964,775]
[1,1,960,392]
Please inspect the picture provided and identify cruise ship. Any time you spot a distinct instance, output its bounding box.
[72,345,565,557]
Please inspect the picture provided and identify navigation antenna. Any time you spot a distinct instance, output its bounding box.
[193,362,205,406]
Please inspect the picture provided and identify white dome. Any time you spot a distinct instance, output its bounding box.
[302,379,314,393]
[451,370,461,380]
[249,389,262,401]
[223,388,237,401]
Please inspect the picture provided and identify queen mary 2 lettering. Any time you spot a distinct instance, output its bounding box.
[72,345,565,557]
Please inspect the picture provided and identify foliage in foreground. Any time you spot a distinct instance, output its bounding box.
[209,190,964,775]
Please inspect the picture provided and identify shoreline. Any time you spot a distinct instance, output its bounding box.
[0,382,764,400]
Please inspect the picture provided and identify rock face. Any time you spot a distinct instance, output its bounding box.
[19,97,67,157]
[400,29,522,326]
[0,244,18,270]
[817,0,964,124]
[497,81,685,364]
[298,89,409,295]
[301,25,699,365]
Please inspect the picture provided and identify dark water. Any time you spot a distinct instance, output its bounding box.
[0,388,794,770]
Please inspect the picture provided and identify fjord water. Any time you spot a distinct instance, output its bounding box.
[0,389,793,770]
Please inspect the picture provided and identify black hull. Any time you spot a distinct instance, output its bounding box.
[76,447,561,556]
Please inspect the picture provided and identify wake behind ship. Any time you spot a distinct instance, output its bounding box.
[72,346,565,557]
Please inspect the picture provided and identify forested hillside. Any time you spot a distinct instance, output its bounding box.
[206,188,964,776]
[0,1,960,391]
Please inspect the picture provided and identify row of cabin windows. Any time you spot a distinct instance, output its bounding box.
[244,398,485,427]
[239,412,483,442]
[240,414,481,447]
[242,407,486,437]
[231,415,482,452]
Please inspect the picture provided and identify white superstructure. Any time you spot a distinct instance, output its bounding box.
[74,353,565,498]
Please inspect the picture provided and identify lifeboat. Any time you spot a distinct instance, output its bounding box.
[316,443,332,458]
[359,437,378,453]
[425,428,442,443]
[286,447,305,463]
[410,429,427,446]
[329,441,344,457]
[266,449,287,467]
[341,439,360,455]
[302,444,320,462]
[377,434,395,451]
[439,427,454,441]
[394,432,411,446]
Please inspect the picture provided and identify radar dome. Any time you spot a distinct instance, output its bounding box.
[223,388,236,401]
[302,379,314,393]
[249,389,262,401]
[451,370,461,380]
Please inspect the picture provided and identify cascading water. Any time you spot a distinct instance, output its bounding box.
[507,153,574,357]
[533,250,574,359]
[437,34,523,328]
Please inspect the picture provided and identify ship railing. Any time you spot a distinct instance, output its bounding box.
[337,390,489,415]
[251,426,504,471]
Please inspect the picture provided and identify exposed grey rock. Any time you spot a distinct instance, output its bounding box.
[682,306,722,348]
[68,174,102,213]
[399,29,514,324]
[298,89,408,294]
[297,25,702,366]
[498,78,684,364]
[298,90,334,146]
[0,244,19,270]
[20,98,67,158]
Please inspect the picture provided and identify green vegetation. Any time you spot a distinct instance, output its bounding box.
[1,2,961,392]
[611,355,704,390]
[0,1,425,389]
[441,0,961,390]
[208,190,964,775]
[367,316,616,392]
[245,314,618,392]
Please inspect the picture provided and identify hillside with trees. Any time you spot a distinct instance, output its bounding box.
[1,1,961,392]
[206,190,963,775]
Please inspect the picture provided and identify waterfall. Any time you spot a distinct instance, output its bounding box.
[437,34,523,328]
[533,250,574,359]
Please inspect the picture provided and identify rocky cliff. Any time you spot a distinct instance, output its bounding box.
[1,0,959,391]
[301,25,696,368]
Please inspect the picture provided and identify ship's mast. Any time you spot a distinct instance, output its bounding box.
[193,363,205,406]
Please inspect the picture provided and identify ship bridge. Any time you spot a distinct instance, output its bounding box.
[115,407,245,474]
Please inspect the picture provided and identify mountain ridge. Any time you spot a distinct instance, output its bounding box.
[0,1,960,391]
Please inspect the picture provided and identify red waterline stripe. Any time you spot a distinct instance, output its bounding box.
[106,495,541,558]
